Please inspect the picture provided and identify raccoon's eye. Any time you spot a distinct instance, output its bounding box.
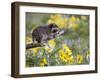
[52,29,58,33]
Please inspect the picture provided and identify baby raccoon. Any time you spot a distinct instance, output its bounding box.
[32,23,60,44]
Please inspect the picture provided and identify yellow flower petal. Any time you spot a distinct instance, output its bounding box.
[47,14,68,29]
[59,48,73,64]
[44,46,53,53]
[26,37,32,44]
[47,19,54,24]
[76,54,83,64]
[69,16,77,23]
[62,44,72,55]
[31,47,40,53]
[48,39,56,48]
[39,58,48,67]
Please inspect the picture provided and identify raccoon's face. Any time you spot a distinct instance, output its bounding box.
[51,27,59,34]
[48,23,60,34]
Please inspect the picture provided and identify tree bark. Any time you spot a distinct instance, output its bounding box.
[26,43,44,49]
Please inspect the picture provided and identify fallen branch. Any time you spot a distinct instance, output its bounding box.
[26,43,44,49]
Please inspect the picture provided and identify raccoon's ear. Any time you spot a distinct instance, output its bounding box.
[48,23,54,28]
[49,23,58,28]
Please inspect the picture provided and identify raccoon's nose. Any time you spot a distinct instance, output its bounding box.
[58,30,65,35]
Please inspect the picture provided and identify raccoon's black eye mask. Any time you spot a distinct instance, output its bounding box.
[52,29,58,33]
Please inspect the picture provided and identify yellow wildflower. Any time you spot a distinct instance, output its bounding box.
[86,50,90,61]
[31,47,40,53]
[50,14,62,20]
[44,46,53,53]
[67,56,74,64]
[48,39,56,48]
[48,19,54,24]
[59,50,68,62]
[44,39,56,53]
[30,47,40,56]
[69,16,77,23]
[41,58,48,64]
[58,49,65,54]
[86,50,90,56]
[62,44,72,55]
[26,36,32,44]
[68,16,79,31]
[39,58,48,67]
[39,63,45,67]
[76,54,83,64]
[47,14,68,29]
[59,50,74,64]
[58,45,74,64]
[73,24,79,31]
